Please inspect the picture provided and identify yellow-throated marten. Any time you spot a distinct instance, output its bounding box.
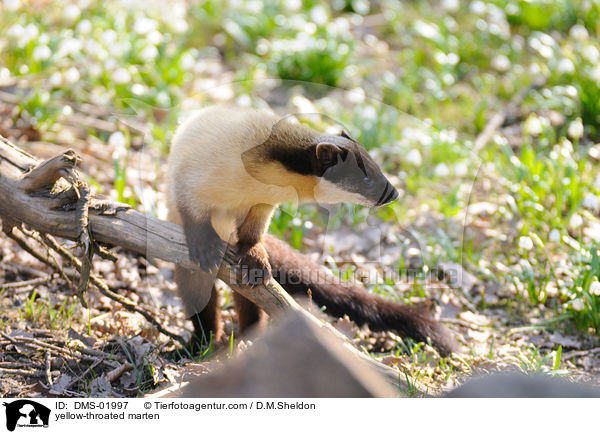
[167,106,457,356]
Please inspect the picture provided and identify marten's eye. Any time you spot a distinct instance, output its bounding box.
[324,160,337,170]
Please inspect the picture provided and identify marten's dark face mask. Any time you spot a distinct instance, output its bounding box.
[312,131,399,207]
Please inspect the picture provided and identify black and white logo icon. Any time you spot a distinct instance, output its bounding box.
[3,400,50,432]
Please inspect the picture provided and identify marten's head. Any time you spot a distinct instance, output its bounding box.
[310,130,399,206]
[243,120,399,207]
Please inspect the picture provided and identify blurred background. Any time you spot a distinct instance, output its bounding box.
[2,0,600,395]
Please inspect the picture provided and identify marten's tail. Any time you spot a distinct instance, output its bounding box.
[263,234,458,357]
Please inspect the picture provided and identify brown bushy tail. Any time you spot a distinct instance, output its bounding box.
[263,234,458,357]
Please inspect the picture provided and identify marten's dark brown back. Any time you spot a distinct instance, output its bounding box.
[263,234,458,357]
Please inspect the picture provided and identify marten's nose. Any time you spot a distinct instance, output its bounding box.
[376,182,399,206]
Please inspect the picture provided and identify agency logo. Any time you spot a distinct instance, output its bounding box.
[3,400,50,432]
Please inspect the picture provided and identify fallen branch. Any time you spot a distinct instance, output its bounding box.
[0,136,432,394]
[106,362,133,383]
[0,331,115,366]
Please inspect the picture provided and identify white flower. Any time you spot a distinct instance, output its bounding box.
[571,299,585,311]
[557,58,575,75]
[48,71,62,87]
[108,131,126,149]
[569,213,583,228]
[156,91,170,107]
[85,40,106,58]
[414,20,439,40]
[101,29,117,46]
[567,117,584,140]
[565,85,578,98]
[180,52,195,70]
[529,63,541,75]
[469,0,486,15]
[23,23,39,40]
[524,115,543,136]
[441,0,460,12]
[537,45,553,59]
[402,127,433,146]
[62,4,81,22]
[32,45,51,61]
[591,65,600,83]
[286,0,302,11]
[434,162,449,177]
[492,55,511,72]
[4,0,21,10]
[590,281,600,296]
[113,68,131,84]
[446,53,459,65]
[518,236,534,250]
[560,138,573,158]
[362,105,377,121]
[64,67,80,84]
[146,30,163,45]
[348,88,365,104]
[583,193,599,212]
[439,129,457,144]
[291,95,316,114]
[405,149,422,166]
[104,57,117,70]
[85,63,99,78]
[131,83,146,95]
[15,23,39,47]
[140,45,158,61]
[549,229,561,243]
[58,37,82,57]
[76,19,92,35]
[310,5,328,25]
[583,45,599,64]
[454,162,468,177]
[134,16,158,35]
[570,24,589,41]
[43,73,61,91]
[245,0,263,14]
[545,281,558,297]
[236,94,251,107]
[7,24,24,38]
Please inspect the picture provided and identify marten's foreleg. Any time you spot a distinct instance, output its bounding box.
[175,205,228,344]
[235,203,274,285]
[174,265,222,344]
[231,203,274,332]
[179,206,227,271]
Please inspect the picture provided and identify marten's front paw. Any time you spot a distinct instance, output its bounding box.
[183,219,227,271]
[189,238,226,271]
[236,243,272,286]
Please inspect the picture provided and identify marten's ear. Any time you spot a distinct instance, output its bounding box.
[340,129,355,141]
[316,142,344,168]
